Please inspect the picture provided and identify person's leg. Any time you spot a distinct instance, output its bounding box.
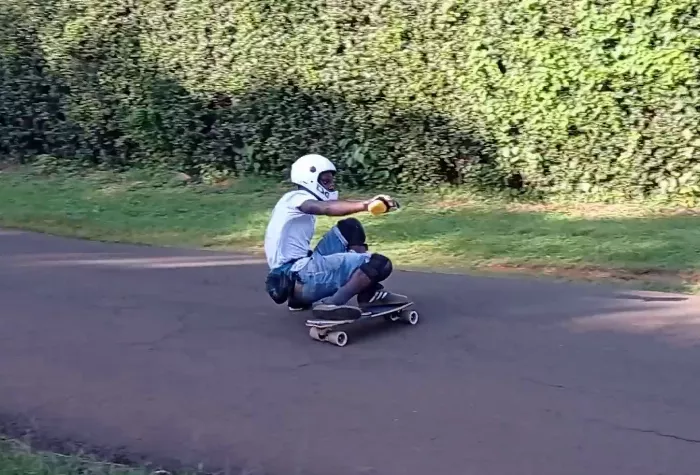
[313,217,369,257]
[293,252,370,319]
[293,253,366,302]
[288,218,367,312]
[311,253,402,319]
[287,218,368,312]
[336,217,370,253]
[287,287,312,312]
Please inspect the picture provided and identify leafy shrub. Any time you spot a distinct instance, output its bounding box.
[1,0,699,201]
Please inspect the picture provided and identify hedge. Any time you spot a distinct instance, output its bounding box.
[1,0,699,200]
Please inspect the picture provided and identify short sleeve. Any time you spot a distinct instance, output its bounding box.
[286,190,313,214]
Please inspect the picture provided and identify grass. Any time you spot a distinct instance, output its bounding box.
[0,437,150,475]
[1,166,699,293]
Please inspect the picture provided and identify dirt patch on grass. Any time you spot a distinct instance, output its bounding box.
[478,261,699,291]
[427,195,700,219]
[0,162,21,173]
[505,202,700,218]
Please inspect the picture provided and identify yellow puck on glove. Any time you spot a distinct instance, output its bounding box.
[368,199,388,215]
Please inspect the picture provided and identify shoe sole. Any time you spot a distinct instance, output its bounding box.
[359,297,410,309]
[312,305,361,321]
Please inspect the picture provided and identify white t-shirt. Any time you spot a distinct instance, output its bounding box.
[264,189,316,270]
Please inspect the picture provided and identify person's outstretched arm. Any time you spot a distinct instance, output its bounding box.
[299,199,369,217]
[299,195,397,217]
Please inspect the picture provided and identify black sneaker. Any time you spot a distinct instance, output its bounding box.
[288,302,311,312]
[358,289,410,309]
[288,295,311,312]
[311,303,362,321]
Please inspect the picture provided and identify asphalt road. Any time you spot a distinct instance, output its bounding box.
[1,229,699,475]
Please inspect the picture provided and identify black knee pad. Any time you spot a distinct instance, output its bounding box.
[337,217,366,247]
[360,253,393,283]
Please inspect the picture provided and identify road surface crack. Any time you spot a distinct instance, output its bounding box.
[590,418,700,444]
[618,426,700,444]
[521,377,568,390]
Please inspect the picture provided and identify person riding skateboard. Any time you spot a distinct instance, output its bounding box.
[264,153,409,321]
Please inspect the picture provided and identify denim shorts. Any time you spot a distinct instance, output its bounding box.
[293,225,371,304]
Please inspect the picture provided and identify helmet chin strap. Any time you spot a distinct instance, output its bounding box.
[298,185,326,201]
[298,182,338,201]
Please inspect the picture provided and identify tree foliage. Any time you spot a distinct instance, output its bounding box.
[1,0,699,200]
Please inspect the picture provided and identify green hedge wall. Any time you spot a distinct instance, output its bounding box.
[1,0,699,199]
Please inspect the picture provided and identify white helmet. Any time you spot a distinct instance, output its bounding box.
[290,154,339,201]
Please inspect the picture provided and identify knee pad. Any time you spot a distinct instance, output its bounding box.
[337,217,366,247]
[360,253,393,283]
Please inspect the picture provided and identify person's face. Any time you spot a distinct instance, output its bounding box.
[318,171,336,191]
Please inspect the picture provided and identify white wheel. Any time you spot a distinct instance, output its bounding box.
[328,331,348,347]
[401,310,419,325]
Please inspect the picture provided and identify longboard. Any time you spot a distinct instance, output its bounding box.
[305,301,419,347]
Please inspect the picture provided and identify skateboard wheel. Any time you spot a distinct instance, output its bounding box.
[401,310,419,325]
[328,331,348,347]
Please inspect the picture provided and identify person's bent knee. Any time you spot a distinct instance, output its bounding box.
[359,253,392,283]
[336,217,366,247]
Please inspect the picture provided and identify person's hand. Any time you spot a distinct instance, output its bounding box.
[366,194,399,215]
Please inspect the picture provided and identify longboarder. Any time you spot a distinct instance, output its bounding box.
[263,153,409,321]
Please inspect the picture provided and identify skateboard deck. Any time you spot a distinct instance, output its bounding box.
[305,301,419,347]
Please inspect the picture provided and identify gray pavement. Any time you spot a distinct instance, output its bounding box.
[1,229,699,475]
